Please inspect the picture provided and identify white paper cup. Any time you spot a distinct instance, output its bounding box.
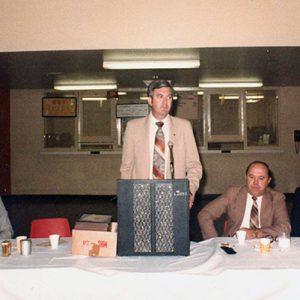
[278,237,291,250]
[16,236,27,254]
[49,234,60,249]
[260,238,271,255]
[236,230,246,245]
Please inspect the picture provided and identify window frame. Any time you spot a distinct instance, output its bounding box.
[206,90,244,144]
[199,88,279,152]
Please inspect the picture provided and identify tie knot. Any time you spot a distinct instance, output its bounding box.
[156,121,164,128]
[252,196,257,201]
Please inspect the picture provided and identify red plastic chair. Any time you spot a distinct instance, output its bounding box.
[30,218,71,238]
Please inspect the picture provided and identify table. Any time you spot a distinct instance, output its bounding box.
[1,237,300,300]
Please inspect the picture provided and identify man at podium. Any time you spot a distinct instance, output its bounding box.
[120,79,202,208]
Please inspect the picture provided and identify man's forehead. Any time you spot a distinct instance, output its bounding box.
[153,87,173,94]
[247,164,268,175]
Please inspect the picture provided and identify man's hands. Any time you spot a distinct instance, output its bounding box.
[240,227,264,239]
[189,192,195,209]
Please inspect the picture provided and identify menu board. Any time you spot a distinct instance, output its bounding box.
[116,104,149,118]
[42,97,76,117]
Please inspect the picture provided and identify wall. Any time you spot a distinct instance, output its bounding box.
[10,89,120,195]
[1,0,300,52]
[2,0,300,194]
[10,88,300,195]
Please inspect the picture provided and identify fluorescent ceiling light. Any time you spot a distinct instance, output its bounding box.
[172,86,199,91]
[199,82,263,88]
[139,95,178,101]
[246,99,261,103]
[104,60,200,69]
[103,49,200,69]
[246,95,264,103]
[246,95,264,99]
[218,95,240,100]
[53,72,117,91]
[82,97,107,101]
[54,84,117,91]
[139,96,149,101]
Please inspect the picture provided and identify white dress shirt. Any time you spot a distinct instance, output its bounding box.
[240,193,262,229]
[148,112,170,179]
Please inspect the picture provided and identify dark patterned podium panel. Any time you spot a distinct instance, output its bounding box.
[117,179,190,256]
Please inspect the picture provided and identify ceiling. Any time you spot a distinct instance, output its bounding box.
[1,47,300,90]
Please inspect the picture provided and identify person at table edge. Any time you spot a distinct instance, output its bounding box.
[120,79,202,208]
[198,161,291,240]
[0,196,13,239]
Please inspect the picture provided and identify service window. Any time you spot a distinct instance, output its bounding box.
[44,117,76,148]
[208,92,243,143]
[176,91,204,147]
[42,97,76,149]
[78,93,117,150]
[246,90,278,147]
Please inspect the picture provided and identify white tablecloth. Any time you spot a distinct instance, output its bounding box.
[1,237,300,299]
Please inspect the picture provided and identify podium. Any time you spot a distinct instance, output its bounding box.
[117,179,190,256]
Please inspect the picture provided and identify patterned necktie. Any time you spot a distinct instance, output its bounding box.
[153,121,165,179]
[250,196,259,229]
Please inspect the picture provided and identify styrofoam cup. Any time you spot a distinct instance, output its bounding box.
[49,234,60,249]
[236,230,246,245]
[16,236,27,254]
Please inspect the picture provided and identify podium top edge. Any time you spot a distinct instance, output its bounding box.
[117,179,189,183]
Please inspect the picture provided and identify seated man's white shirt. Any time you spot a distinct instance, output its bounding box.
[240,193,262,229]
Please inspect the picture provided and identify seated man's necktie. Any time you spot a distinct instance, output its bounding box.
[153,121,165,179]
[250,196,259,229]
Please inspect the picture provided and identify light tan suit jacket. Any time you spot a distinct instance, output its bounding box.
[120,115,202,196]
[198,185,291,239]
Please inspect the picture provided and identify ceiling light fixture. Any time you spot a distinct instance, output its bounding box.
[104,60,200,69]
[246,95,264,100]
[53,72,117,91]
[82,97,107,101]
[117,91,127,96]
[103,49,200,69]
[54,84,117,91]
[246,99,261,103]
[139,95,178,101]
[246,94,264,103]
[218,95,240,100]
[198,82,263,88]
[139,96,149,101]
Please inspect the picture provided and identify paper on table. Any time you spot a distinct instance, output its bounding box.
[36,239,68,247]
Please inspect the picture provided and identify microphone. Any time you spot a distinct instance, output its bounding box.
[168,141,174,180]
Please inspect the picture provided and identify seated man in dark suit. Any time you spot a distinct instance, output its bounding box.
[291,187,300,236]
[198,161,291,240]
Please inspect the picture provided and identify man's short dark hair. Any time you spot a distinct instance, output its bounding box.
[246,160,271,178]
[147,80,174,97]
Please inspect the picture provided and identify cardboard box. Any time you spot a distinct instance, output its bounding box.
[71,222,117,257]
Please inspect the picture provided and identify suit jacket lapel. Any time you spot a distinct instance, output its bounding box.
[143,116,151,176]
[167,117,177,179]
[260,189,272,228]
[236,186,248,227]
[169,116,177,143]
